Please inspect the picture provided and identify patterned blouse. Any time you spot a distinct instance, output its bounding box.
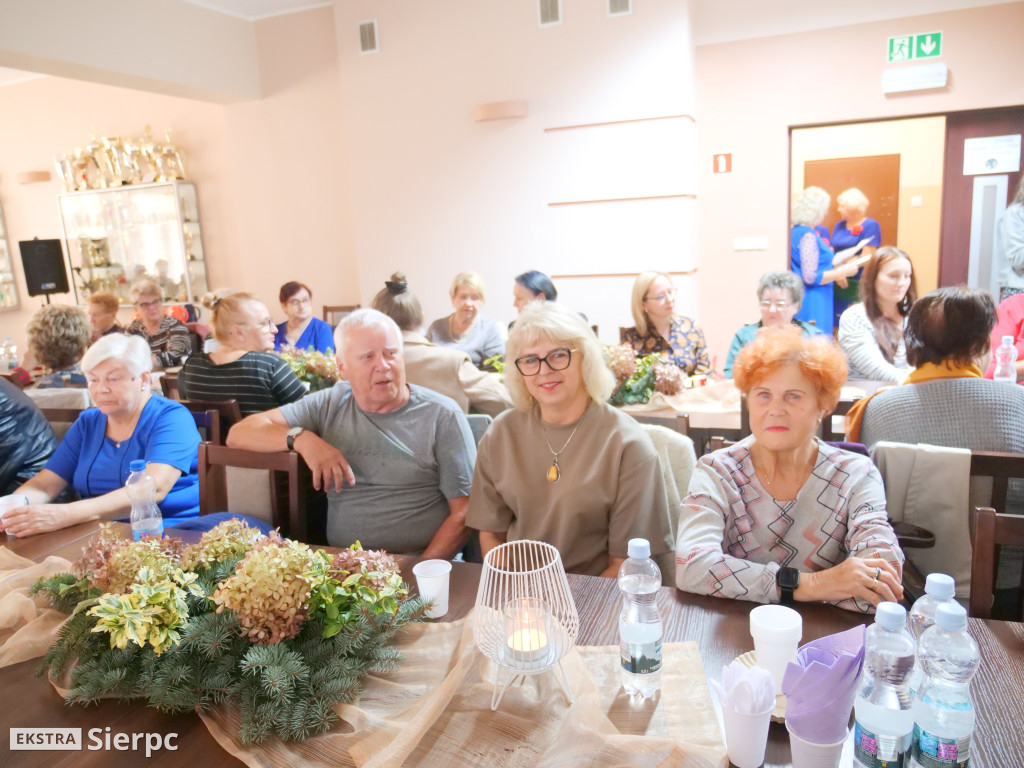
[127,316,193,368]
[620,315,711,374]
[674,436,903,614]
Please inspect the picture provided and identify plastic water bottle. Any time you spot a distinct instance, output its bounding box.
[908,574,957,697]
[910,603,979,768]
[854,602,916,768]
[126,460,163,540]
[618,538,663,699]
[992,335,1018,383]
[0,338,8,371]
[1,337,14,371]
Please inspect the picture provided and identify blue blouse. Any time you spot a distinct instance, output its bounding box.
[45,396,201,520]
[274,317,335,354]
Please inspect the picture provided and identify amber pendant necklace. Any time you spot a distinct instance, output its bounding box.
[542,410,587,483]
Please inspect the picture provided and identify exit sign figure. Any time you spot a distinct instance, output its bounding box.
[888,31,943,63]
[713,153,732,174]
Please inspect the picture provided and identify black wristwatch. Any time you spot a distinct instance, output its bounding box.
[777,567,800,605]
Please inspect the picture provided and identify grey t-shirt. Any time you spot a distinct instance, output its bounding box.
[278,382,476,553]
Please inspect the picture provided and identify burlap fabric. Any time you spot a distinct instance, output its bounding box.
[0,547,727,767]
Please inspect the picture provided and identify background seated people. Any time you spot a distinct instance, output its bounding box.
[27,304,91,388]
[426,272,504,369]
[0,335,201,537]
[838,247,916,383]
[621,271,710,375]
[467,302,673,578]
[724,271,819,378]
[86,291,124,342]
[178,290,307,417]
[985,291,1024,381]
[852,287,1024,461]
[0,378,57,496]
[274,280,335,354]
[675,326,904,613]
[996,174,1024,302]
[372,272,513,418]
[229,309,476,558]
[512,270,558,314]
[791,187,859,336]
[831,187,882,323]
[126,278,192,369]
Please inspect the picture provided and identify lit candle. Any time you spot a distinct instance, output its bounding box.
[504,597,550,667]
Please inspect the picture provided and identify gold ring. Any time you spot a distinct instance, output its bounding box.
[870,575,878,590]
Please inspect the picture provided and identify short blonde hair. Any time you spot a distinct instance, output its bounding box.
[836,187,869,211]
[201,290,261,342]
[129,278,162,304]
[82,333,153,377]
[27,304,91,370]
[791,187,830,227]
[630,271,671,337]
[505,302,614,411]
[449,272,486,302]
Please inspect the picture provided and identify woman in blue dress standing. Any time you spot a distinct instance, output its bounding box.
[791,187,859,335]
[274,281,335,354]
[831,188,882,326]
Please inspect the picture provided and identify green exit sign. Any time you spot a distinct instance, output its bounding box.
[888,32,943,63]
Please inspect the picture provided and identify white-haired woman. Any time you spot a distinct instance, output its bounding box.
[466,302,673,577]
[126,278,192,368]
[831,188,882,323]
[426,272,505,369]
[621,271,710,375]
[0,334,201,537]
[791,187,859,336]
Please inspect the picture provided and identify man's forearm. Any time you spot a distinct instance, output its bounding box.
[420,496,470,560]
[226,413,289,451]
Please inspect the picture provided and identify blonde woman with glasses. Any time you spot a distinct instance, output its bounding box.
[126,278,192,368]
[467,302,673,577]
[620,271,710,375]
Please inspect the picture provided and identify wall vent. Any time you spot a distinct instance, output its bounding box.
[358,19,379,54]
[539,0,561,27]
[608,0,631,17]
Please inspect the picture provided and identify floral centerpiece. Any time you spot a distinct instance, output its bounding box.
[278,346,340,392]
[604,344,685,405]
[31,520,425,744]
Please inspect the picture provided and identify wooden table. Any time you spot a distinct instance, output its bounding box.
[3,524,1023,767]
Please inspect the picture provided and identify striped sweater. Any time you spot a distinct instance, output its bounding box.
[178,350,307,416]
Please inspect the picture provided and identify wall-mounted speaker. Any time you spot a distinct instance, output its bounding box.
[19,239,69,296]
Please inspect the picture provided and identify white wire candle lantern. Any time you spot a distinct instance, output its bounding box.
[473,539,579,710]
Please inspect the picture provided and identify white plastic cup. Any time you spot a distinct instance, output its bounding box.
[0,494,29,538]
[412,559,452,619]
[722,704,773,768]
[787,723,847,768]
[750,604,802,695]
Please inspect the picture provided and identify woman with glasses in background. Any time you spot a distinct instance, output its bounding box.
[724,271,821,378]
[467,302,673,577]
[126,278,192,368]
[178,291,307,416]
[620,271,711,375]
[274,281,335,354]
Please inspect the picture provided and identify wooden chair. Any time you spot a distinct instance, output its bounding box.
[969,450,1024,515]
[40,406,86,442]
[969,507,1024,620]
[323,304,361,327]
[178,399,242,443]
[629,412,691,436]
[198,442,309,541]
[967,450,1024,619]
[188,409,221,446]
[160,373,180,400]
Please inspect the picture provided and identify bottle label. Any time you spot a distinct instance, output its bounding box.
[619,638,662,674]
[911,724,970,768]
[854,721,907,768]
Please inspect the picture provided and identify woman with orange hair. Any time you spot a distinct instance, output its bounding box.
[674,326,904,613]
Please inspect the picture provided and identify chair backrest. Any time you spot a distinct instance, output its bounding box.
[969,450,1024,515]
[638,423,697,586]
[179,398,242,441]
[323,304,361,327]
[40,406,86,442]
[198,442,309,540]
[969,506,1024,620]
[188,409,221,446]
[160,373,181,400]
[465,413,493,446]
[629,412,690,436]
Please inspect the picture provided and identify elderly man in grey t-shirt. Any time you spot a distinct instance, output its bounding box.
[228,309,476,557]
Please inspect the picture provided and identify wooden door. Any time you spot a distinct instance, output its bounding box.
[940,106,1024,287]
[804,155,901,246]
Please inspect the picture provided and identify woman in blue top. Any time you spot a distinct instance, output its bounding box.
[0,334,200,537]
[791,187,859,336]
[831,188,882,326]
[274,281,335,354]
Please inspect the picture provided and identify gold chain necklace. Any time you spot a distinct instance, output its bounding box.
[541,409,587,483]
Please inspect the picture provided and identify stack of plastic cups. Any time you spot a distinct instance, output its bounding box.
[750,604,803,695]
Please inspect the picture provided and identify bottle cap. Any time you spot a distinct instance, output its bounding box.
[1002,335,1014,345]
[875,601,906,631]
[924,573,955,600]
[129,460,147,472]
[627,538,651,559]
[934,602,968,632]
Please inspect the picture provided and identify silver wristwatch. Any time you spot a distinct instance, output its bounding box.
[286,426,305,451]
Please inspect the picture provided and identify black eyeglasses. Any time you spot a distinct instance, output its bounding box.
[514,347,574,376]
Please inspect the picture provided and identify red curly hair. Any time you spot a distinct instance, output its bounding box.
[733,325,848,413]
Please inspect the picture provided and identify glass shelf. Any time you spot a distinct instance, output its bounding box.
[0,202,18,311]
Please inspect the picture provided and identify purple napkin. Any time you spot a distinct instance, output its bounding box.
[781,624,866,743]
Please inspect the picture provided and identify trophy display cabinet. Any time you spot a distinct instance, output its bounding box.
[57,180,209,306]
[0,203,18,310]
